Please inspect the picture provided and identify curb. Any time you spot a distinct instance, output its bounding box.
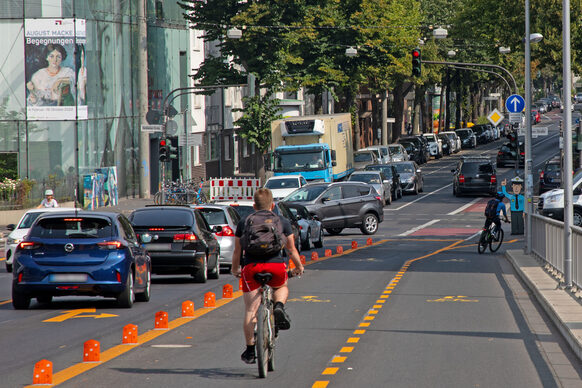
[505,249,582,362]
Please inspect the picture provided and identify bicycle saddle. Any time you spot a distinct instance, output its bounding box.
[254,272,273,284]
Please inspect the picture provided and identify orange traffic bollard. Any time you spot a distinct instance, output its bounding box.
[239,278,243,291]
[204,292,216,308]
[325,249,332,257]
[223,284,233,298]
[33,359,53,385]
[289,260,296,269]
[367,238,373,245]
[155,311,169,330]
[311,251,319,261]
[182,301,195,317]
[336,245,344,254]
[122,324,138,344]
[83,340,101,363]
[352,241,358,249]
[300,255,306,264]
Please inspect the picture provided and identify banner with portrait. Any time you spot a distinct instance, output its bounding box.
[24,18,87,121]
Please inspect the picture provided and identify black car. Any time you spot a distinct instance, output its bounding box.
[496,141,525,168]
[455,128,477,149]
[538,157,562,194]
[438,133,452,156]
[129,206,221,283]
[393,161,424,194]
[399,136,429,164]
[399,140,423,164]
[452,157,498,197]
[471,125,489,145]
[283,182,384,235]
[273,201,302,253]
[364,164,404,200]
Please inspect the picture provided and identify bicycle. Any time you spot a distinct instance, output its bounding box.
[478,219,510,254]
[253,272,277,378]
[193,178,207,204]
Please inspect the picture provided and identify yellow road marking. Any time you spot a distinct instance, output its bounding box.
[340,347,353,353]
[43,308,118,322]
[313,381,329,388]
[373,305,382,309]
[332,356,347,363]
[353,329,365,335]
[379,295,389,299]
[347,337,360,343]
[376,300,385,304]
[0,257,5,261]
[358,322,370,327]
[0,299,12,306]
[322,367,339,375]
[363,316,374,321]
[427,295,479,303]
[368,310,378,314]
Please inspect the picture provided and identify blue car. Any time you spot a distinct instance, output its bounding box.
[12,211,152,309]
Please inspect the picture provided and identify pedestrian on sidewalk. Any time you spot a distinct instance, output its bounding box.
[501,177,524,235]
[37,189,59,208]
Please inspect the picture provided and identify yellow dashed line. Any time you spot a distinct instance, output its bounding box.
[0,300,12,306]
[347,337,360,343]
[322,367,339,375]
[373,305,382,309]
[379,295,389,299]
[358,322,370,327]
[353,330,365,335]
[383,290,392,294]
[363,316,375,321]
[368,310,378,315]
[376,300,385,304]
[332,356,347,363]
[312,381,329,388]
[340,347,354,353]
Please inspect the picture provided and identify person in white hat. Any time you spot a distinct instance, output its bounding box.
[37,189,59,208]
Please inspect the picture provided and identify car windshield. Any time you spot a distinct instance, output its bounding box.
[394,163,414,173]
[18,212,43,229]
[274,150,325,172]
[349,173,381,184]
[354,152,374,162]
[231,205,254,219]
[265,178,299,189]
[197,208,227,225]
[389,146,402,154]
[284,186,327,202]
[365,165,392,177]
[131,209,193,227]
[29,217,112,239]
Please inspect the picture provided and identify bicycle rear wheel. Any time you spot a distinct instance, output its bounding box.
[256,304,269,378]
[267,308,275,372]
[477,231,488,254]
[489,228,504,252]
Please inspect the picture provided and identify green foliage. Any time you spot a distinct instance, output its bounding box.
[476,116,490,125]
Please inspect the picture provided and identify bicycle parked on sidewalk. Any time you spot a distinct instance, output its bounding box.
[478,219,510,254]
[153,179,206,205]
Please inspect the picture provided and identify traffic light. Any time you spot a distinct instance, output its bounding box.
[159,138,168,162]
[411,48,422,77]
[168,142,178,160]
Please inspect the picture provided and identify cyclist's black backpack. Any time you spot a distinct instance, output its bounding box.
[484,199,498,218]
[240,210,287,260]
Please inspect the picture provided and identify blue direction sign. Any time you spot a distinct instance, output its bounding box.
[505,94,525,113]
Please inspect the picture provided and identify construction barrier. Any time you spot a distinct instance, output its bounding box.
[352,241,358,249]
[367,238,373,245]
[324,249,332,257]
[300,254,306,264]
[210,178,260,201]
[311,251,319,261]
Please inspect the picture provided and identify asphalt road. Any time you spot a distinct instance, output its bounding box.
[1,111,581,387]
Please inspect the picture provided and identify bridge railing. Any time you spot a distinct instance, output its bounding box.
[531,213,582,289]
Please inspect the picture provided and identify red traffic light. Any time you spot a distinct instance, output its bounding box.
[160,139,167,146]
[412,50,420,58]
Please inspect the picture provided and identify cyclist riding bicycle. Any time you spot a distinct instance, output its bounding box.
[231,188,304,364]
[484,192,509,239]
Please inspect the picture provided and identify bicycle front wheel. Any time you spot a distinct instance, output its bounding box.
[256,304,270,378]
[153,192,161,205]
[477,231,488,254]
[489,228,504,252]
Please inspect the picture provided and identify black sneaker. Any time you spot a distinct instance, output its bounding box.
[274,303,291,330]
[241,348,256,364]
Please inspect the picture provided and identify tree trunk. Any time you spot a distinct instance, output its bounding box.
[392,82,406,141]
[255,151,266,183]
[456,70,462,129]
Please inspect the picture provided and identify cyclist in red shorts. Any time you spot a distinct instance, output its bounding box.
[231,188,304,364]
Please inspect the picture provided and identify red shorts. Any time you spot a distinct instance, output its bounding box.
[241,262,288,292]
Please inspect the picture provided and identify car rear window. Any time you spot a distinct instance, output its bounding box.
[462,162,493,174]
[265,178,299,189]
[349,173,381,184]
[389,146,402,154]
[354,152,374,162]
[29,217,113,239]
[284,186,327,202]
[130,209,193,227]
[198,208,227,225]
[545,163,560,172]
[394,163,414,173]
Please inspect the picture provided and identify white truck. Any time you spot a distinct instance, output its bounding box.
[268,113,354,182]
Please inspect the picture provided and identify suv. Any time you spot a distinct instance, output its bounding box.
[364,164,403,200]
[422,133,443,158]
[359,145,391,164]
[538,157,561,194]
[451,157,498,197]
[541,174,582,226]
[129,206,221,282]
[399,136,430,164]
[283,182,384,235]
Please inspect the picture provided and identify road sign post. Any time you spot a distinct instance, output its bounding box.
[505,94,525,113]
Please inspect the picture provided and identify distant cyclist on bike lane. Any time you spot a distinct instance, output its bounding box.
[484,192,510,239]
[231,188,304,364]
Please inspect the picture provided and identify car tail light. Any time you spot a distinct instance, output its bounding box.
[18,241,41,250]
[215,226,234,236]
[520,151,525,156]
[375,195,382,202]
[116,271,122,283]
[540,171,544,179]
[97,241,123,249]
[17,273,23,282]
[149,227,165,231]
[498,151,503,156]
[491,175,497,183]
[174,233,197,242]
[458,174,465,183]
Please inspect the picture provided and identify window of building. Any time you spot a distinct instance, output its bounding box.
[224,135,231,160]
[242,138,249,157]
[192,145,201,166]
[207,133,219,161]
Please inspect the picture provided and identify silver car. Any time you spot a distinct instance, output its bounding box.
[347,170,392,205]
[284,203,323,250]
[388,144,408,162]
[192,204,241,269]
[353,150,378,170]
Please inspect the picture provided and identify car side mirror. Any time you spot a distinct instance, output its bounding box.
[212,225,223,234]
[6,223,15,231]
[321,197,330,203]
[140,234,152,244]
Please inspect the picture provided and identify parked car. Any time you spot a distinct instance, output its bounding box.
[283,182,384,235]
[264,174,308,201]
[488,124,500,140]
[550,95,561,109]
[442,131,461,153]
[129,206,220,282]
[3,207,79,272]
[284,202,323,250]
[452,157,498,197]
[399,136,430,164]
[11,211,152,309]
[273,201,302,253]
[538,157,562,194]
[438,133,453,156]
[353,150,378,170]
[191,204,241,270]
[422,133,443,158]
[216,200,255,220]
[393,161,424,195]
[455,128,477,149]
[541,174,582,226]
[471,125,489,145]
[535,101,547,114]
[364,163,403,200]
[360,145,391,164]
[348,170,393,205]
[388,143,408,162]
[398,140,423,164]
[574,92,582,103]
[496,141,525,168]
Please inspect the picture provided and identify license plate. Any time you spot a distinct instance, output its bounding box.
[50,274,88,283]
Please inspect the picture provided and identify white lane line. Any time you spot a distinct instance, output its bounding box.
[385,183,453,211]
[465,230,482,241]
[398,219,440,237]
[447,197,482,215]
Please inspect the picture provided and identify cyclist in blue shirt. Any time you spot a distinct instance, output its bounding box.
[484,192,510,239]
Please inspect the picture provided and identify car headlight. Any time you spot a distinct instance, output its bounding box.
[7,237,21,245]
[547,194,561,204]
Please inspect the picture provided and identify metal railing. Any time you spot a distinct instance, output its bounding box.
[531,213,582,289]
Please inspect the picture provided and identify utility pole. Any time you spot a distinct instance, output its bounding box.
[524,0,533,254]
[138,0,150,198]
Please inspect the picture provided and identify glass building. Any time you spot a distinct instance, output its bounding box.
[0,0,191,204]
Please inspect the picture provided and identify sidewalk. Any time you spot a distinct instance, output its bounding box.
[505,249,582,361]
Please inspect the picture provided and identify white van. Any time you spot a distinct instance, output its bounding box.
[359,145,391,164]
[541,174,582,226]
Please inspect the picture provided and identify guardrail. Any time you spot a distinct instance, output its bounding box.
[531,213,582,289]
